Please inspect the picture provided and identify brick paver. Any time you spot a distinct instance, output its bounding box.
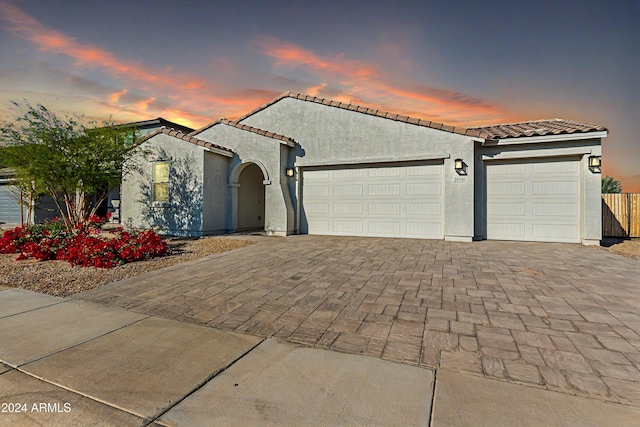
[75,235,640,406]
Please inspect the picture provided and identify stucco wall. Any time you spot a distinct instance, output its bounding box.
[194,124,293,236]
[239,97,476,240]
[202,152,230,234]
[121,133,206,236]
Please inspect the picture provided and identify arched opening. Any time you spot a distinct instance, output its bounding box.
[237,163,265,231]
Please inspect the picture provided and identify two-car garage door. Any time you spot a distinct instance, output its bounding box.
[486,158,580,243]
[301,162,443,239]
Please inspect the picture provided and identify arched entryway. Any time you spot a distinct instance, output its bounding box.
[237,163,266,231]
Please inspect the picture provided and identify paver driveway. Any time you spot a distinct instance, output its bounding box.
[76,235,640,406]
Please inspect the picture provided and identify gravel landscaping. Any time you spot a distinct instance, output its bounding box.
[599,238,640,260]
[1,221,638,299]
[0,236,255,297]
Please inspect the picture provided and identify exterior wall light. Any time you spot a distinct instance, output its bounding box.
[588,156,601,173]
[285,167,295,177]
[454,158,467,175]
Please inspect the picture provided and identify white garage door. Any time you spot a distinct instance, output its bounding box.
[486,158,580,243]
[302,162,443,239]
[0,184,25,225]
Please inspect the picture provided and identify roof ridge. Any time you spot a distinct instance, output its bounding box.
[469,117,601,128]
[236,91,491,139]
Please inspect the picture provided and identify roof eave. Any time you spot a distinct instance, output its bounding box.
[482,130,608,146]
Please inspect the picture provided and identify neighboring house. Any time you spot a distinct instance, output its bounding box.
[0,118,192,226]
[0,167,27,226]
[122,92,606,245]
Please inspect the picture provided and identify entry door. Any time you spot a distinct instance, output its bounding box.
[486,158,580,243]
[302,162,443,239]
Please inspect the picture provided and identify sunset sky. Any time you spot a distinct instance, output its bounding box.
[0,0,638,190]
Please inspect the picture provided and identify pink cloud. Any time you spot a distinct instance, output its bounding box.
[259,37,509,126]
[0,1,277,125]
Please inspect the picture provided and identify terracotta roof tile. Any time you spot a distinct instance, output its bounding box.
[189,92,606,143]
[235,92,494,138]
[188,119,296,146]
[470,119,607,140]
[138,127,235,154]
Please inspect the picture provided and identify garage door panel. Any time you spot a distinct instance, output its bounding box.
[407,182,441,195]
[308,219,329,232]
[303,163,443,239]
[532,224,579,240]
[334,203,363,214]
[487,163,526,175]
[532,181,578,196]
[368,221,401,234]
[305,203,330,214]
[333,169,363,179]
[488,202,526,217]
[334,221,363,233]
[487,182,526,195]
[407,165,442,176]
[532,160,578,174]
[488,222,526,239]
[532,203,579,217]
[304,185,329,197]
[369,168,401,177]
[369,184,400,196]
[368,203,400,216]
[407,202,441,216]
[406,222,442,236]
[334,185,363,196]
[486,158,580,243]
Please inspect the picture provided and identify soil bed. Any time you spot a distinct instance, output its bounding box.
[0,236,254,297]
[601,238,640,260]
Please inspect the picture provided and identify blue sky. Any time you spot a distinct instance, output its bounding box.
[0,0,638,189]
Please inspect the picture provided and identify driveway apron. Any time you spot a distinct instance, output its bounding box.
[76,235,640,406]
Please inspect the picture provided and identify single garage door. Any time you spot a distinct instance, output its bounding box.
[486,158,580,243]
[302,162,443,239]
[0,184,25,225]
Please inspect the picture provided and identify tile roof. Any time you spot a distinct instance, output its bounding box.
[188,119,296,146]
[237,92,490,138]
[140,127,235,155]
[116,117,194,134]
[469,119,607,140]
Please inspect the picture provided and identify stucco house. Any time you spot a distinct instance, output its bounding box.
[121,92,606,244]
[0,117,193,227]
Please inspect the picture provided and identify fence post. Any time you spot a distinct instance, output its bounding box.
[628,193,632,238]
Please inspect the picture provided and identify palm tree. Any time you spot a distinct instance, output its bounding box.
[601,176,622,193]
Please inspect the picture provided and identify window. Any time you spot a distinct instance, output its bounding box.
[151,161,169,202]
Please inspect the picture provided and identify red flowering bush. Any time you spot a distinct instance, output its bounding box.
[0,216,167,268]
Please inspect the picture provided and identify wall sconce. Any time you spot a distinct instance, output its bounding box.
[454,158,467,175]
[588,156,601,173]
[285,167,295,177]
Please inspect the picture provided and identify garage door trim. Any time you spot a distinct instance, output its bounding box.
[300,160,444,239]
[484,156,581,243]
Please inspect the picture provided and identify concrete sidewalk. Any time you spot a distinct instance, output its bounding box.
[77,235,640,407]
[1,288,638,426]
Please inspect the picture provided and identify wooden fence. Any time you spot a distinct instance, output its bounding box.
[602,193,640,237]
